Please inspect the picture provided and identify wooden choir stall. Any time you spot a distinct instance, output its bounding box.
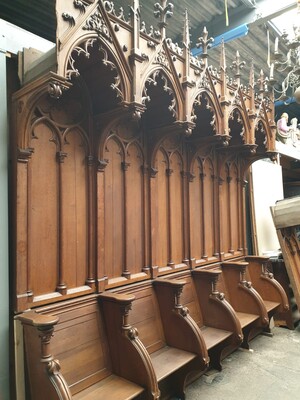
[12,1,289,399]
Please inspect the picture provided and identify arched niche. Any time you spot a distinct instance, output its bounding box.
[228,108,246,147]
[189,154,218,265]
[141,70,177,130]
[97,123,149,286]
[219,160,244,258]
[150,133,187,273]
[255,120,268,154]
[25,116,92,301]
[191,92,217,138]
[67,38,124,115]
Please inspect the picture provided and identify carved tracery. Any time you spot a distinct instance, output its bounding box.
[12,0,276,310]
[228,108,246,146]
[142,70,177,128]
[191,92,217,137]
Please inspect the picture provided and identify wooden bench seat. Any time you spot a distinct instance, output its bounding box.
[263,300,281,314]
[220,261,270,349]
[245,256,289,329]
[150,347,196,382]
[111,279,209,399]
[16,296,157,400]
[162,269,243,370]
[235,312,261,328]
[200,326,232,350]
[73,375,144,400]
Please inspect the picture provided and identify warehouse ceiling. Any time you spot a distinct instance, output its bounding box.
[0,0,299,118]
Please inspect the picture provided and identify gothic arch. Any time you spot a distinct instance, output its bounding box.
[64,35,130,109]
[228,107,248,146]
[254,119,269,153]
[190,90,222,135]
[141,68,181,126]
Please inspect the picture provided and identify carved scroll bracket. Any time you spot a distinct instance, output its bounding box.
[48,81,70,100]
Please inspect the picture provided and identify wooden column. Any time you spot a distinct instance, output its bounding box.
[200,172,207,259]
[16,149,34,310]
[86,155,96,287]
[97,160,108,292]
[56,151,68,295]
[122,161,131,278]
[227,175,234,254]
[166,168,174,267]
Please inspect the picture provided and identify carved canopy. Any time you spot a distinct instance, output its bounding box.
[12,0,277,312]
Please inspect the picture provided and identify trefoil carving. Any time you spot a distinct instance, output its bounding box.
[83,6,113,42]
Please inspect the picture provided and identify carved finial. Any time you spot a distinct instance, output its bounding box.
[230,50,246,87]
[196,26,214,67]
[154,0,174,40]
[257,69,268,97]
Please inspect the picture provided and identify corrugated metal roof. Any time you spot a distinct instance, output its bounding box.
[0,0,294,98]
[0,0,56,42]
[0,0,245,44]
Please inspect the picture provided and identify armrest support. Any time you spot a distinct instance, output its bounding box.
[16,311,72,400]
[245,256,289,312]
[99,292,160,399]
[153,278,209,370]
[192,269,243,342]
[221,262,269,326]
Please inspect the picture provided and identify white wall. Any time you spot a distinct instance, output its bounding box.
[251,159,284,255]
[0,49,10,400]
[0,20,54,400]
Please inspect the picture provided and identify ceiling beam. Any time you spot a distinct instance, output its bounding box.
[193,0,297,40]
[240,0,257,8]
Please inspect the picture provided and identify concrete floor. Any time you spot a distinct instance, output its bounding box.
[185,325,300,400]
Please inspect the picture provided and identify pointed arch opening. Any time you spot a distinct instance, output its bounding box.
[67,38,124,115]
[228,108,246,147]
[191,92,217,138]
[142,70,177,130]
[255,120,268,154]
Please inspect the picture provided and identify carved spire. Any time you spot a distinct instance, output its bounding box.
[220,39,227,99]
[183,9,191,81]
[219,39,230,137]
[249,59,255,113]
[182,9,190,49]
[249,59,255,89]
[154,0,174,40]
[230,50,246,87]
[130,0,141,57]
[196,26,214,68]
